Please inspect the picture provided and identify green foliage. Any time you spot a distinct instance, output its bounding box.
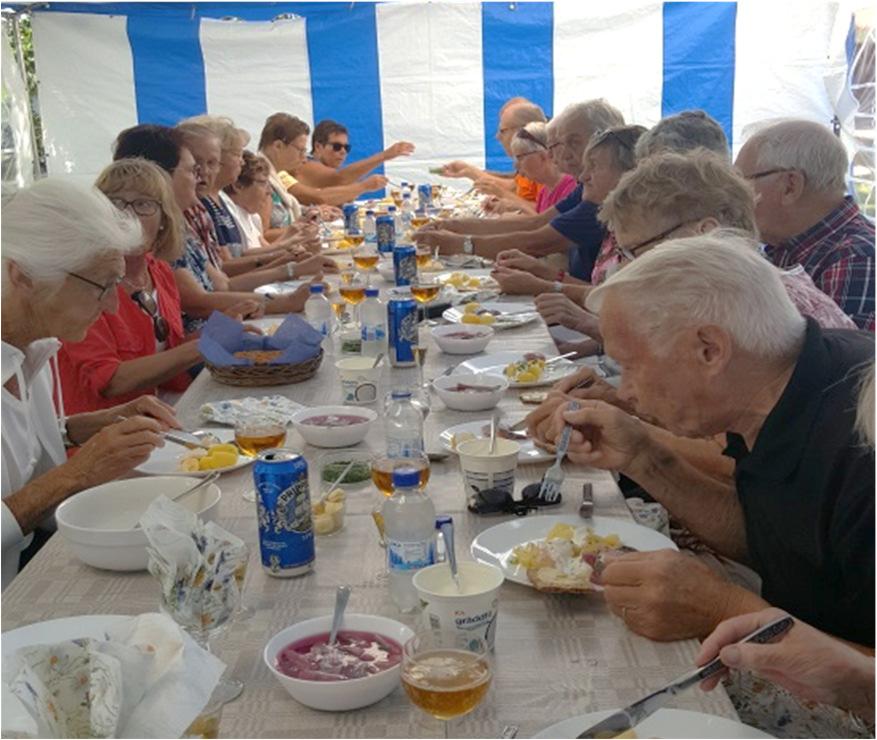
[5,14,46,171]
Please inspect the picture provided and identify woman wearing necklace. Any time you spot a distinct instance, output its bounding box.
[58,159,202,414]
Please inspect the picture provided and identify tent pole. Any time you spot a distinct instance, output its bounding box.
[10,11,43,179]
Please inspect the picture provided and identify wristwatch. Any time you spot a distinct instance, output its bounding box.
[462,236,474,255]
[552,281,563,293]
[60,419,76,449]
[286,262,296,279]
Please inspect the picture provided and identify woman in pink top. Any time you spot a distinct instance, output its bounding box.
[510,123,578,213]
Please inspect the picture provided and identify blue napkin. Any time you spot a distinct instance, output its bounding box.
[198,312,322,366]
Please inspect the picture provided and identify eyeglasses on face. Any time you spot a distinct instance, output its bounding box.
[617,221,691,260]
[66,272,124,301]
[109,196,161,217]
[514,150,543,165]
[328,141,351,153]
[744,167,797,181]
[131,289,170,342]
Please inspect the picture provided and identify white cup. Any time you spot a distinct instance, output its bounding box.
[335,357,381,405]
[457,438,520,507]
[413,561,504,650]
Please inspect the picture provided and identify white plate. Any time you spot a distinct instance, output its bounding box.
[3,615,130,658]
[436,270,498,290]
[254,279,305,297]
[135,428,255,477]
[533,708,772,739]
[455,351,577,388]
[442,301,538,329]
[440,420,553,463]
[470,514,678,588]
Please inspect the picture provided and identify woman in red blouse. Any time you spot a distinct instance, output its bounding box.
[58,159,202,413]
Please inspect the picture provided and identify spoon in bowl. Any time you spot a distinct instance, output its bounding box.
[328,585,352,647]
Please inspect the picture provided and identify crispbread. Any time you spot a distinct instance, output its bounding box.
[526,566,593,594]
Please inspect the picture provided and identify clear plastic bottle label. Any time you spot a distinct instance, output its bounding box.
[387,539,435,571]
[386,438,424,458]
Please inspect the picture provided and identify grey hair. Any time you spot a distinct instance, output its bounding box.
[635,110,729,161]
[744,119,848,194]
[179,114,250,151]
[586,231,806,358]
[1,178,142,284]
[175,121,222,150]
[504,101,547,128]
[510,122,549,155]
[555,99,626,140]
[856,362,875,447]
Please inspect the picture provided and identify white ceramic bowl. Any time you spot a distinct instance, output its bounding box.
[264,613,414,711]
[55,476,221,571]
[291,405,377,448]
[433,373,508,411]
[431,324,494,354]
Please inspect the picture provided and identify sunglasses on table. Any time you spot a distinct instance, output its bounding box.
[468,484,562,516]
[131,289,171,342]
[327,142,352,153]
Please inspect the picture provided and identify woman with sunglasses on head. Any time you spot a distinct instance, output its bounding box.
[57,158,202,414]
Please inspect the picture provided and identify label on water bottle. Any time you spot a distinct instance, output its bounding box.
[387,438,424,458]
[361,324,387,342]
[387,539,435,571]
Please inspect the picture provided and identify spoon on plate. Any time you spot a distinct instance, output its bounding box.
[328,585,352,647]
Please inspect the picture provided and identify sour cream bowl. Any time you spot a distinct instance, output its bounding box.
[264,613,415,711]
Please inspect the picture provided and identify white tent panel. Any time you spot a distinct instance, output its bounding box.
[376,2,486,184]
[553,1,664,129]
[733,0,843,153]
[200,17,313,144]
[31,12,137,176]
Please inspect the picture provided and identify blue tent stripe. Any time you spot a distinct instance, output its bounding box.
[662,1,736,147]
[481,2,554,172]
[127,14,207,126]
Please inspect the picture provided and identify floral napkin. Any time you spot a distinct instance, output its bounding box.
[140,497,248,637]
[2,613,224,738]
[199,395,303,427]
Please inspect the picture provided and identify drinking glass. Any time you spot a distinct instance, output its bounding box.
[234,415,287,502]
[339,272,366,327]
[370,451,431,497]
[401,629,493,738]
[353,246,380,286]
[409,209,431,231]
[344,228,365,250]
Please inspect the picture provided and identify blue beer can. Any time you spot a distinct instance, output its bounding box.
[417,183,433,209]
[342,203,359,232]
[393,244,417,287]
[388,297,418,367]
[376,215,395,254]
[253,448,314,577]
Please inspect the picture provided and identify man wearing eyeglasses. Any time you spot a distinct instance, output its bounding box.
[293,119,415,189]
[734,119,874,331]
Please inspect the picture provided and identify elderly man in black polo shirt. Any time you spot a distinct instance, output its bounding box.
[537,231,874,648]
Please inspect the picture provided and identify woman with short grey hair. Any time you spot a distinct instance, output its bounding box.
[1,178,179,590]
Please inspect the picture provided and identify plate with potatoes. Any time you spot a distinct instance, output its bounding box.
[135,428,255,477]
[442,301,539,329]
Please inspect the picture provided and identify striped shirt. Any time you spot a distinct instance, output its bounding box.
[764,197,875,331]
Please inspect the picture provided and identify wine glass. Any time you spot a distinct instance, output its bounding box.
[401,629,493,738]
[338,272,367,328]
[410,209,431,231]
[353,245,380,286]
[370,451,431,497]
[344,227,365,250]
[234,415,287,502]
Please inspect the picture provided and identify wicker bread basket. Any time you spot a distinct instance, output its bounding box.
[206,349,323,387]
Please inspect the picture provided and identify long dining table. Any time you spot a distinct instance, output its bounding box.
[1,274,739,738]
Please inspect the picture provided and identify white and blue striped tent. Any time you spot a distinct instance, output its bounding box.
[26,1,855,185]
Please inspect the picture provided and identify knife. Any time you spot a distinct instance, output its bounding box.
[576,615,794,738]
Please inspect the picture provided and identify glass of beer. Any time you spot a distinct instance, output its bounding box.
[370,452,430,497]
[353,246,380,285]
[234,416,287,502]
[415,245,433,271]
[339,274,367,327]
[344,228,365,249]
[401,629,493,738]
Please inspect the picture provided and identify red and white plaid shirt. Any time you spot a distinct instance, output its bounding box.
[765,197,874,331]
[183,203,223,270]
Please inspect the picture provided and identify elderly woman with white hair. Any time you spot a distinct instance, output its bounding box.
[533,232,874,650]
[735,119,874,330]
[1,179,178,589]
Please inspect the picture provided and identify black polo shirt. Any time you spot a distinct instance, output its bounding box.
[724,319,874,646]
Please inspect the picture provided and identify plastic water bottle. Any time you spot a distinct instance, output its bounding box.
[385,389,424,458]
[401,193,414,230]
[389,205,402,236]
[384,468,436,613]
[360,288,387,358]
[304,284,332,341]
[364,209,377,244]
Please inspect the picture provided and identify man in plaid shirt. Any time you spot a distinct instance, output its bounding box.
[736,120,874,331]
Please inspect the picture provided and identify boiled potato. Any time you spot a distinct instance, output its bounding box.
[210,443,239,456]
[313,514,336,535]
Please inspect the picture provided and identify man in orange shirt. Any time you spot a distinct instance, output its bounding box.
[441,97,546,211]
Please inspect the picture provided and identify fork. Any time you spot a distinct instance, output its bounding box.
[538,400,581,502]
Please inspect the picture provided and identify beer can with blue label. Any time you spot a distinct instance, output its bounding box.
[254,449,314,577]
[342,203,359,232]
[417,183,433,209]
[376,215,395,254]
[393,244,417,286]
[388,296,418,367]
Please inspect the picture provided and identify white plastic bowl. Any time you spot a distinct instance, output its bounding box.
[433,373,508,411]
[55,476,221,571]
[431,323,494,354]
[291,405,377,448]
[264,613,414,711]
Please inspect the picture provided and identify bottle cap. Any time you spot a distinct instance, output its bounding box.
[392,468,421,489]
[365,287,379,297]
[309,284,324,294]
[390,389,412,399]
[388,205,397,212]
[435,515,453,529]
[366,209,375,215]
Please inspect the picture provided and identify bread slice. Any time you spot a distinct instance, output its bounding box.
[526,566,593,593]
